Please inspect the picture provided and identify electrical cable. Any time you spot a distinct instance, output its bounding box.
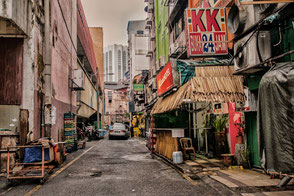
[256,28,263,63]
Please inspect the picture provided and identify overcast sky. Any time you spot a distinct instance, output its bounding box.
[81,0,146,47]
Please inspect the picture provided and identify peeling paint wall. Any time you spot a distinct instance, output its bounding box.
[0,0,31,35]
[50,0,77,142]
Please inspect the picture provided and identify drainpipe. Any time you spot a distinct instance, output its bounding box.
[44,0,52,137]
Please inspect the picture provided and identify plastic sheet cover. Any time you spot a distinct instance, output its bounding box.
[258,62,294,174]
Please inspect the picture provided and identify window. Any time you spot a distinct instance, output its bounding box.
[175,16,185,39]
[109,51,113,81]
[123,51,127,75]
[118,50,122,80]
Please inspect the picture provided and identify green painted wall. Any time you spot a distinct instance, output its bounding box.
[155,0,169,63]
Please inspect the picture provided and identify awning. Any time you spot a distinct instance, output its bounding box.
[151,66,244,115]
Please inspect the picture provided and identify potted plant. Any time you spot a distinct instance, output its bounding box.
[212,117,228,157]
[240,147,251,169]
[234,117,244,144]
[212,117,228,133]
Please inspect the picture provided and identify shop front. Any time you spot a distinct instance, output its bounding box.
[151,64,245,160]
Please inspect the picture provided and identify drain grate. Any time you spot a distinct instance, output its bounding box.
[90,171,102,177]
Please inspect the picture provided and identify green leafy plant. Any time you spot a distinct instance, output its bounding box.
[212,117,228,133]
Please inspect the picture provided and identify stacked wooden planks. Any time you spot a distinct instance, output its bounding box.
[155,131,178,160]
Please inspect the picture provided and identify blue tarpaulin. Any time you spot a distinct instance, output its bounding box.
[24,147,50,163]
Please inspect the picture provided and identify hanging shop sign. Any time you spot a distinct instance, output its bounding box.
[185,8,228,57]
[157,62,174,96]
[134,84,144,92]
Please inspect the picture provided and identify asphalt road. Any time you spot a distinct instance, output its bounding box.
[3,137,223,196]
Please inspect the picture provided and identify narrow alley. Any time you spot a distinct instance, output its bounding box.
[2,138,227,196]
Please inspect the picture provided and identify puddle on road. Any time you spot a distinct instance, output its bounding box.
[122,153,152,162]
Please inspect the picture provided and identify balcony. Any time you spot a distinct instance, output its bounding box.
[147,3,154,13]
[166,0,187,25]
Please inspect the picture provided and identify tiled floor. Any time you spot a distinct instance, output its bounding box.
[242,191,294,196]
[219,169,280,187]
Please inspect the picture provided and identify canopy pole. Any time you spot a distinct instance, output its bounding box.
[188,103,191,138]
[193,103,198,151]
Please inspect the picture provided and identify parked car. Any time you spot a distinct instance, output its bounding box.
[109,123,130,140]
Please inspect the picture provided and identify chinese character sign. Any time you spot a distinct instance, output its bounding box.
[186,8,228,57]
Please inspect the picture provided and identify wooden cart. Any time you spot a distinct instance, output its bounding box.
[7,145,55,184]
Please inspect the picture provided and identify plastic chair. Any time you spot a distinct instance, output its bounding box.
[180,138,196,160]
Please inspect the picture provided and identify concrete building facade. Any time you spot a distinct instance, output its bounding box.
[127,20,149,81]
[103,45,128,83]
[104,82,129,125]
[90,27,105,127]
[0,0,101,155]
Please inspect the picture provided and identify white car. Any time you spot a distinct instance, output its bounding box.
[109,123,130,140]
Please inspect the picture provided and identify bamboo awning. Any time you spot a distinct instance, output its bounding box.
[151,66,244,115]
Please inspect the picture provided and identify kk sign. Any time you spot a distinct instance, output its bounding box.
[186,8,228,57]
[156,62,174,96]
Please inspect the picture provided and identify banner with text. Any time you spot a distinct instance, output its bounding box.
[185,8,228,57]
[156,62,174,96]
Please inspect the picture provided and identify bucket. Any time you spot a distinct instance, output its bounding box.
[172,151,183,164]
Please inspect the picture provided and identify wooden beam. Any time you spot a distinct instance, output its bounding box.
[240,0,294,5]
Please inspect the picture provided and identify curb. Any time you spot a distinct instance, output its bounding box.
[153,152,185,173]
[153,152,239,195]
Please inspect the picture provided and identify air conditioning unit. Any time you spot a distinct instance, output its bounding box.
[159,56,166,68]
[234,31,271,71]
[228,2,281,36]
[73,69,84,88]
[228,4,256,36]
[169,43,179,55]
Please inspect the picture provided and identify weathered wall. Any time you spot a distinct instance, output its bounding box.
[0,105,20,131]
[50,0,77,141]
[0,0,31,35]
[89,27,104,124]
[89,27,104,90]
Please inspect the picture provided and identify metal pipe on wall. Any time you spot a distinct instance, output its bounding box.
[44,0,52,137]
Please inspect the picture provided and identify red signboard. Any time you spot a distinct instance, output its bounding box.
[156,62,174,96]
[186,8,228,57]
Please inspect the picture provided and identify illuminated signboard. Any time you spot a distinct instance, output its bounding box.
[156,62,174,96]
[185,8,228,57]
[134,84,144,92]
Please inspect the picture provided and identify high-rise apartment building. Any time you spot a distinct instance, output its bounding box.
[127,20,149,82]
[104,45,128,82]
